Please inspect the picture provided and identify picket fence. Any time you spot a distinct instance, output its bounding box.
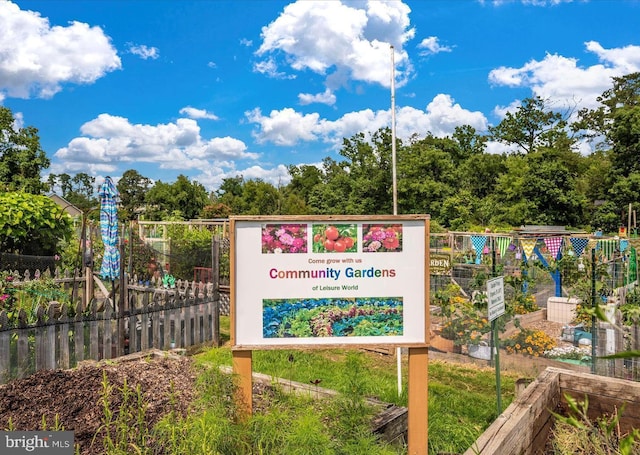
[0,276,227,385]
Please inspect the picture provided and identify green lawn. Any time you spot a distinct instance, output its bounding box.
[188,316,520,454]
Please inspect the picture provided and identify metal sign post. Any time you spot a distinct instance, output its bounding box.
[487,276,505,415]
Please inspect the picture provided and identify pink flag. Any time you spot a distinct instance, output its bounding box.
[544,237,563,260]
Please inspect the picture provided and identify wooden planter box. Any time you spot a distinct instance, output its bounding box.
[464,367,640,455]
[430,334,461,354]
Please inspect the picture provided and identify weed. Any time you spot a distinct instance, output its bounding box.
[551,394,640,455]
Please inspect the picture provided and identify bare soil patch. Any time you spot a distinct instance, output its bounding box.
[0,352,197,455]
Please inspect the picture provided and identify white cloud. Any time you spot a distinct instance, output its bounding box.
[128,44,159,60]
[488,42,640,111]
[255,0,414,89]
[298,89,336,106]
[417,37,453,56]
[179,107,219,120]
[253,57,295,79]
[53,114,257,176]
[195,164,292,190]
[245,107,321,146]
[0,1,121,99]
[246,94,488,150]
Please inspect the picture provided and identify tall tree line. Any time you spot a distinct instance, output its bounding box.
[1,72,639,234]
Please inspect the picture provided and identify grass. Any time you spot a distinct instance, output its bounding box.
[187,316,520,454]
[86,315,521,454]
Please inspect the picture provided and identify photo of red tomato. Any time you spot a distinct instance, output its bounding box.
[312,223,357,253]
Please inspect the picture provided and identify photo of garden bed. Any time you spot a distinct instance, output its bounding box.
[262,297,403,338]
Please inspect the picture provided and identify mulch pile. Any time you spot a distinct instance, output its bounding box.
[0,352,197,455]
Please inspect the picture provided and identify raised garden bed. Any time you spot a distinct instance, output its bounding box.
[464,367,640,455]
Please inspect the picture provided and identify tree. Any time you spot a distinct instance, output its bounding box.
[0,192,73,255]
[489,96,573,154]
[397,134,456,219]
[337,128,394,214]
[144,175,208,220]
[117,169,151,221]
[574,73,640,176]
[48,172,98,213]
[0,107,50,194]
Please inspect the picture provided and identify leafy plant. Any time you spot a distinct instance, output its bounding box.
[0,192,73,256]
[503,325,556,357]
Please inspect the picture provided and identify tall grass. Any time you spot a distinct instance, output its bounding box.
[92,314,520,454]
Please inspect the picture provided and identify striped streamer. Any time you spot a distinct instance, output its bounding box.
[598,239,617,259]
[495,236,511,258]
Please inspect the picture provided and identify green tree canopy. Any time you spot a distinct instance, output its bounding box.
[117,169,152,221]
[0,107,50,194]
[47,172,98,213]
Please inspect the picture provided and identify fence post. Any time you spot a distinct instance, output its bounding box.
[0,311,9,383]
[103,300,113,360]
[129,302,138,355]
[58,304,70,370]
[17,310,29,379]
[89,301,99,360]
[74,303,84,364]
[212,236,220,347]
[152,299,161,348]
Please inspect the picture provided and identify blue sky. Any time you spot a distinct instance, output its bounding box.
[2,0,640,193]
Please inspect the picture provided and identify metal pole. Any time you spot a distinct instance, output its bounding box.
[390,44,402,398]
[491,239,502,414]
[591,247,597,374]
[390,44,397,216]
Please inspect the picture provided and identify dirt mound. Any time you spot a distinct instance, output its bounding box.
[0,351,196,455]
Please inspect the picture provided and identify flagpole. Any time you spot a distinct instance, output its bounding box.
[390,45,402,398]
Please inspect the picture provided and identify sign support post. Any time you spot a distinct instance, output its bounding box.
[487,275,505,415]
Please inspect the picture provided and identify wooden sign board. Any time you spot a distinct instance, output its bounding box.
[230,215,430,349]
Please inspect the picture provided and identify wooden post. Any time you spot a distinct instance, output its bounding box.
[0,311,9,383]
[407,347,429,455]
[232,350,253,421]
[212,236,221,347]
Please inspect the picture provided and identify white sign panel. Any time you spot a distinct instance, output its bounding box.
[232,217,428,348]
[487,276,505,322]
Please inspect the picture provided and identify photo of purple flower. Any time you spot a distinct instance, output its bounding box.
[262,224,308,254]
[362,224,403,252]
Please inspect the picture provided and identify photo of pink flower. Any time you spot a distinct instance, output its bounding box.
[362,224,403,252]
[262,224,308,254]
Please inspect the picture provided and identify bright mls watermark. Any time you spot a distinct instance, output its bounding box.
[0,432,73,454]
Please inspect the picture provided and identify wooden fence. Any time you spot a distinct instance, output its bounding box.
[0,277,227,385]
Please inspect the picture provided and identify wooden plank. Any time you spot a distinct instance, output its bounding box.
[17,328,29,379]
[58,311,70,369]
[163,304,171,349]
[407,347,428,455]
[46,305,57,369]
[74,306,84,363]
[103,300,113,359]
[129,310,138,354]
[89,302,99,360]
[152,301,161,348]
[465,368,560,455]
[183,303,192,347]
[0,312,9,382]
[232,349,253,421]
[141,309,149,351]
